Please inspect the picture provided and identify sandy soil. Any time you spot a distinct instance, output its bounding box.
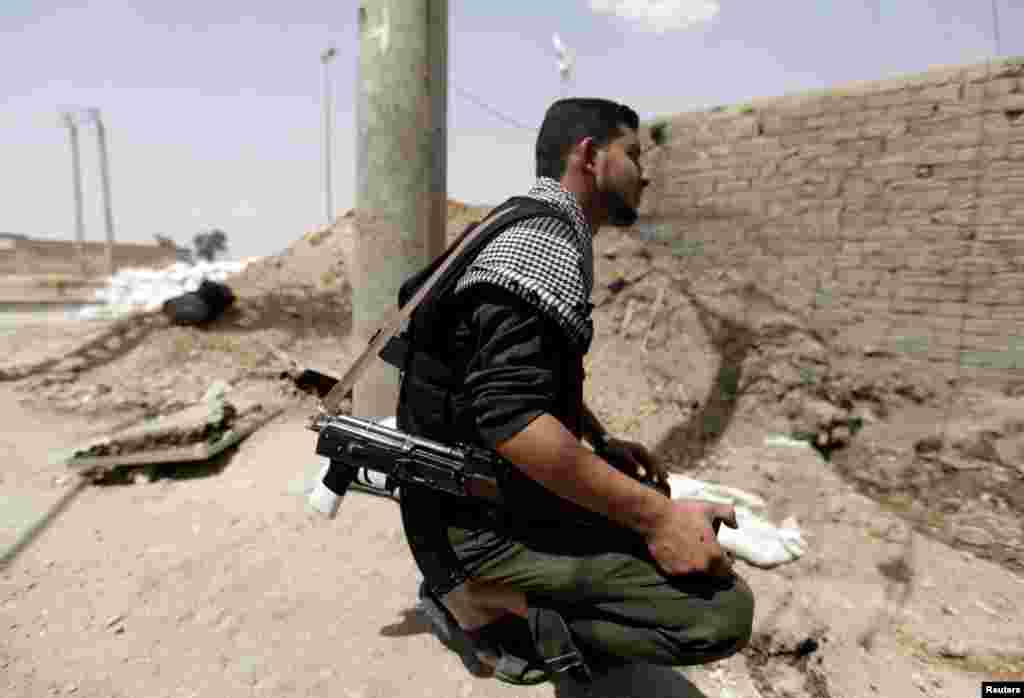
[2,207,1023,698]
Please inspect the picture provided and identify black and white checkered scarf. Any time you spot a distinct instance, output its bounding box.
[454,178,595,353]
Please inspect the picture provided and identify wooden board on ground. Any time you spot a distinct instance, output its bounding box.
[58,401,285,475]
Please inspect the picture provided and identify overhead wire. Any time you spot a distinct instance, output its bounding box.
[450,84,537,133]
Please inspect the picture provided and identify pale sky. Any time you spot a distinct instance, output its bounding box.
[2,1,1021,260]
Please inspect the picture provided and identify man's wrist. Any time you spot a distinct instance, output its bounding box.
[583,404,609,453]
[578,442,670,538]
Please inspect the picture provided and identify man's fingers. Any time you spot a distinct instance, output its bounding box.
[714,504,738,529]
[627,454,650,481]
[708,544,734,577]
[698,531,733,577]
[616,452,641,478]
[639,451,662,475]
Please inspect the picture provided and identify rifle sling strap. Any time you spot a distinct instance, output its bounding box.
[319,204,523,415]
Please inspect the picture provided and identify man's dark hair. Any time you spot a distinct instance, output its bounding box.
[535,98,640,180]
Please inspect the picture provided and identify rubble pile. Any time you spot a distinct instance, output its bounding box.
[13,202,496,419]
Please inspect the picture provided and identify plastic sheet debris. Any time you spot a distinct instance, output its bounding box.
[764,434,813,449]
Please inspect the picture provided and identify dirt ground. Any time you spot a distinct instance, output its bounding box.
[2,208,1023,698]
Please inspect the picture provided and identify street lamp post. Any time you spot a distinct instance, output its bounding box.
[321,46,338,225]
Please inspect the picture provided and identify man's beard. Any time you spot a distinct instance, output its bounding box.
[605,189,639,227]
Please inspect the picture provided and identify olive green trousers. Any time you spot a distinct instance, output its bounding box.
[446,525,755,668]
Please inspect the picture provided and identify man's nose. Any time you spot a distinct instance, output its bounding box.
[640,177,651,189]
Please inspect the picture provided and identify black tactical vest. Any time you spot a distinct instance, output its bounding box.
[384,196,573,442]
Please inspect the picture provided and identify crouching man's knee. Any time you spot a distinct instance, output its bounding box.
[704,574,755,660]
[667,573,755,666]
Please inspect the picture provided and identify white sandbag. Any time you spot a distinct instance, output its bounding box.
[74,259,252,320]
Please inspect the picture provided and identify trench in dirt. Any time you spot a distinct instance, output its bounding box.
[642,280,1024,581]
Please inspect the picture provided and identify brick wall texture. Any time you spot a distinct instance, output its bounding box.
[639,57,1024,375]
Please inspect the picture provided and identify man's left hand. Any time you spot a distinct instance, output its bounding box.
[600,438,670,496]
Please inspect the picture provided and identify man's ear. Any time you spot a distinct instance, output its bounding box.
[578,136,598,174]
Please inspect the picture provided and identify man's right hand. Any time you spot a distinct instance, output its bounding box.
[645,499,737,578]
[495,414,739,568]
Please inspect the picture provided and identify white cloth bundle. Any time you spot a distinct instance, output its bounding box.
[667,474,807,568]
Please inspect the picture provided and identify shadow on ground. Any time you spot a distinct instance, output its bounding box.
[379,607,433,639]
[556,664,708,698]
[0,312,168,382]
[652,280,758,469]
[651,278,842,471]
[0,447,245,571]
[380,603,710,697]
[89,445,243,486]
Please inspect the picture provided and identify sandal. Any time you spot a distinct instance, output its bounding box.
[416,581,490,677]
[417,582,592,686]
[473,615,551,685]
[528,606,593,684]
[417,582,550,684]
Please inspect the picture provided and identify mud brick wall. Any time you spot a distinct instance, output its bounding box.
[0,238,179,276]
[639,57,1024,376]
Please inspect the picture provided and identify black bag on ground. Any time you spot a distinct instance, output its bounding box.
[162,292,209,325]
[195,279,236,318]
[162,279,236,326]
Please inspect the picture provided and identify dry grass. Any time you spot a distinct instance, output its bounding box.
[879,492,915,514]
[171,333,196,360]
[304,226,333,247]
[169,332,259,369]
[199,334,261,369]
[319,270,339,289]
[895,625,1024,676]
[34,274,93,292]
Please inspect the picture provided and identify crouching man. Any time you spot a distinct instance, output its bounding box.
[396,98,754,685]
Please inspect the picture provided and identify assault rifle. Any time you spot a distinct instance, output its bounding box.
[306,413,505,518]
[305,202,562,519]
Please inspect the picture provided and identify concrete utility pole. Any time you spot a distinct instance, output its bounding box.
[353,0,448,420]
[89,109,116,275]
[321,46,338,225]
[61,112,87,276]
